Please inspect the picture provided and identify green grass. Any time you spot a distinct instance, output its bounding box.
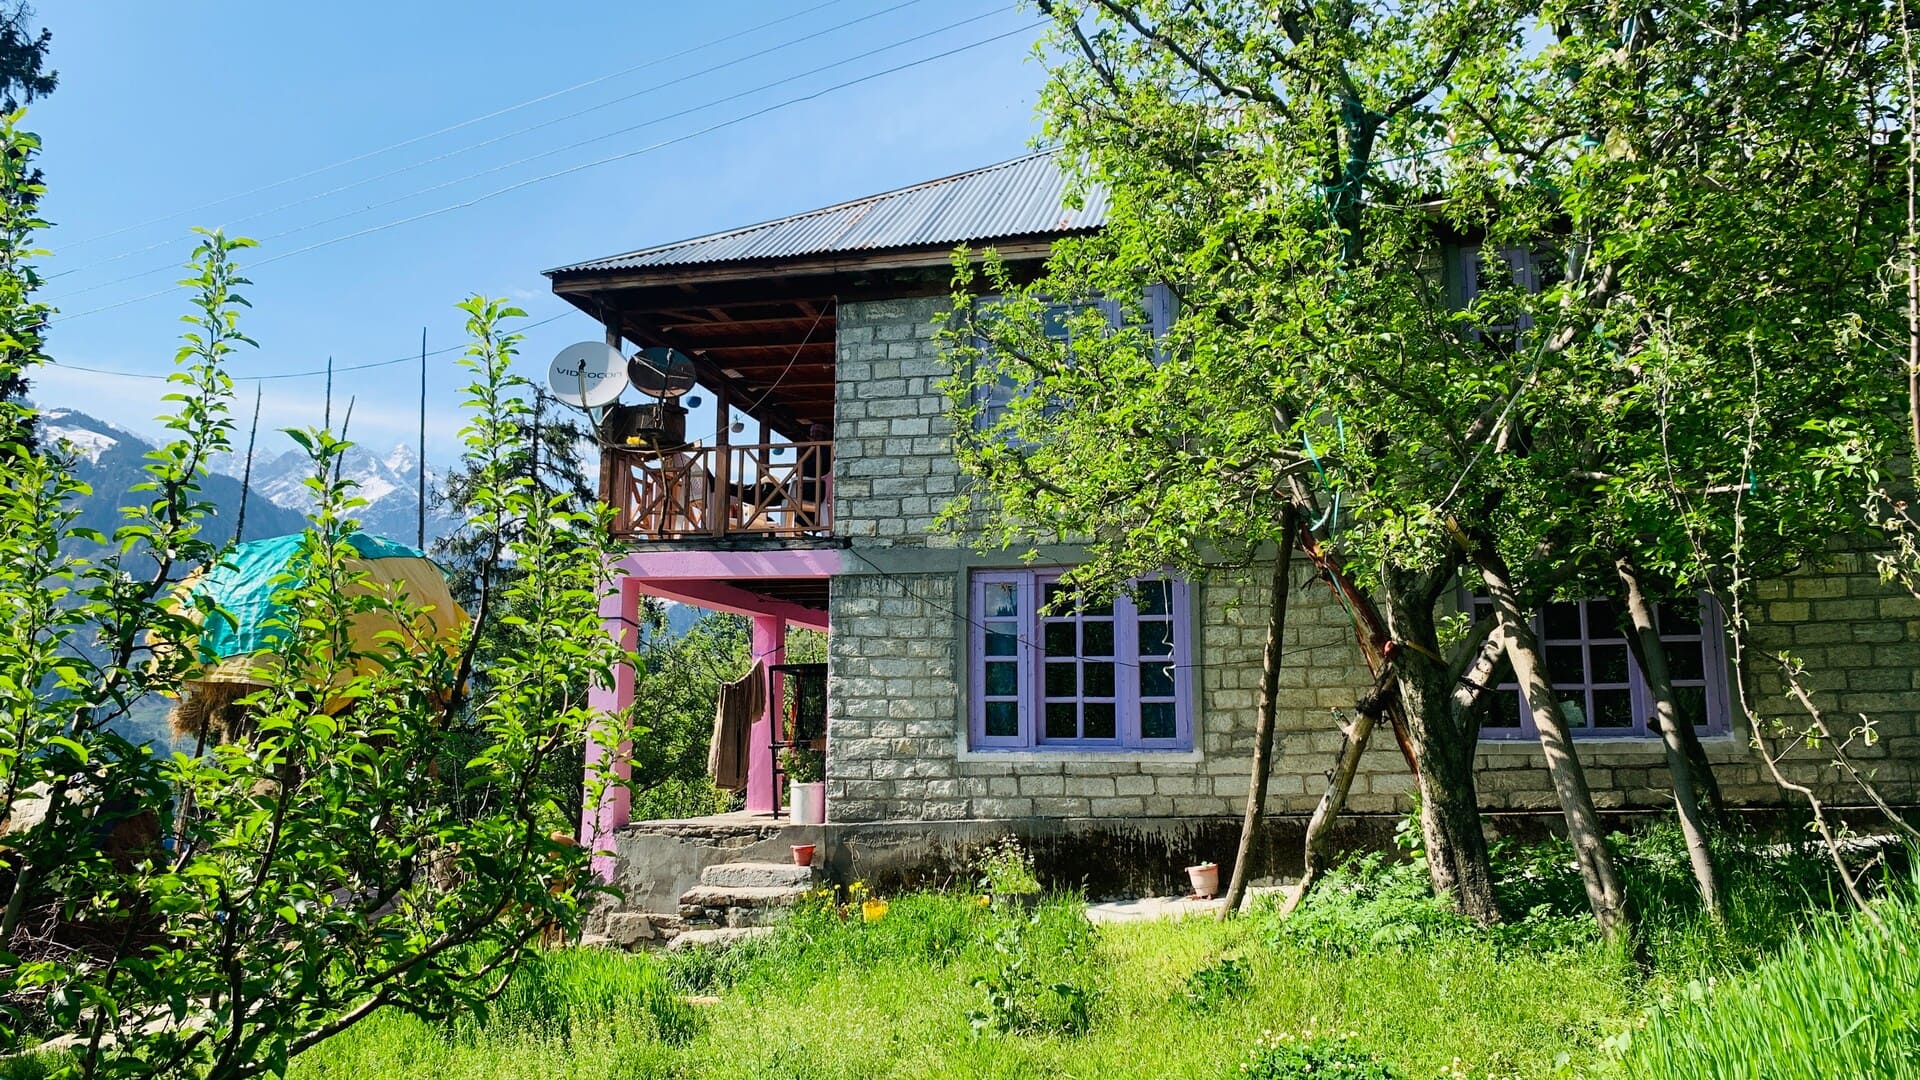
[286,891,1631,1079]
[61,828,1896,1080]
[1617,880,1920,1079]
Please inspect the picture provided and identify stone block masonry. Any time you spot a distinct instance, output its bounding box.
[824,294,1920,824]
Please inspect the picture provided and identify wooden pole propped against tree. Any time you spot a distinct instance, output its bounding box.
[1221,512,1299,918]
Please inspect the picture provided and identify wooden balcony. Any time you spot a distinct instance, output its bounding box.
[601,441,832,542]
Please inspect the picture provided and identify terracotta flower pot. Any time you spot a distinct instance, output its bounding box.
[1186,861,1220,900]
[791,844,816,868]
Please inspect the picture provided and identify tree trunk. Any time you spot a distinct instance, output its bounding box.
[1380,568,1501,925]
[1617,557,1724,920]
[1278,708,1375,917]
[1475,546,1632,941]
[1222,514,1298,918]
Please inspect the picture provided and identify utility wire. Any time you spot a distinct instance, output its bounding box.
[49,311,572,382]
[54,19,1041,324]
[54,0,860,252]
[47,0,940,280]
[48,7,1015,308]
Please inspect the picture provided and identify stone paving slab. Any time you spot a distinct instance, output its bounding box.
[1085,886,1292,925]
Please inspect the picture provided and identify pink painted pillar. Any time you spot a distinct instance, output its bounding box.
[583,576,640,882]
[745,613,787,814]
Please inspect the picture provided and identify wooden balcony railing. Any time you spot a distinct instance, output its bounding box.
[601,441,833,541]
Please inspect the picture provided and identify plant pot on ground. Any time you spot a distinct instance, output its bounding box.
[781,744,827,826]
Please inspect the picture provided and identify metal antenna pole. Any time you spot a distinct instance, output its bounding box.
[417,327,427,549]
[234,384,262,544]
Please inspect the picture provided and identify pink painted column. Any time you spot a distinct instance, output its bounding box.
[744,613,787,814]
[582,576,640,882]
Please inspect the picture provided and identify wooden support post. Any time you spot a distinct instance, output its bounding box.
[713,383,732,538]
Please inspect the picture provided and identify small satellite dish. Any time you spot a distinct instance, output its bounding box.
[627,347,698,400]
[547,342,626,409]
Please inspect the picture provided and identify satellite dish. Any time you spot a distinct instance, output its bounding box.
[627,347,698,400]
[547,342,626,409]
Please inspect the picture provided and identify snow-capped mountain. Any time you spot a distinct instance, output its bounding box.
[34,407,309,548]
[243,441,459,547]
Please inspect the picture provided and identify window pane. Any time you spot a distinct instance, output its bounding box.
[1136,579,1171,615]
[1547,644,1586,687]
[1557,691,1589,729]
[1545,602,1581,639]
[1657,601,1702,635]
[985,700,1019,737]
[1665,642,1705,681]
[1140,661,1173,698]
[1485,690,1525,729]
[1045,702,1078,739]
[1590,644,1629,684]
[1587,600,1623,637]
[1083,702,1116,740]
[1045,662,1077,698]
[985,625,1017,656]
[1593,688,1634,728]
[1083,621,1114,657]
[1138,620,1174,658]
[984,582,1019,618]
[1044,622,1075,657]
[1044,581,1074,612]
[985,661,1017,697]
[1141,701,1176,740]
[1672,685,1708,729]
[1084,661,1115,698]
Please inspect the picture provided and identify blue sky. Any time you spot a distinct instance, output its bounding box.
[27,1,1048,461]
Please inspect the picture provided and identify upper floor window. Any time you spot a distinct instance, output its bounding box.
[1455,245,1561,355]
[972,285,1176,433]
[970,569,1192,750]
[1470,594,1730,739]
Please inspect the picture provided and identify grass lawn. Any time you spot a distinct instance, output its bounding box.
[290,899,1632,1080]
[282,828,1910,1080]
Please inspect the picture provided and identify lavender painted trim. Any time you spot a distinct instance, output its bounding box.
[969,569,1193,751]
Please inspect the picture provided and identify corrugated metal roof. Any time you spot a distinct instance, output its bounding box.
[546,152,1106,277]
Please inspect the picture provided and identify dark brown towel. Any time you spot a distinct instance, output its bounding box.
[707,660,764,791]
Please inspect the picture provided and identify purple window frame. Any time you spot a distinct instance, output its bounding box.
[1469,593,1732,740]
[969,569,1194,751]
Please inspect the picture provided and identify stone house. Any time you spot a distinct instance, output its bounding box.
[547,153,1920,910]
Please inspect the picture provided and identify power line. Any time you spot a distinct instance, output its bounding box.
[47,7,1009,305]
[48,311,572,382]
[53,0,862,253]
[47,0,940,281]
[53,17,1042,324]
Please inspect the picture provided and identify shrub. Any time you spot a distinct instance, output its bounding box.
[974,835,1042,896]
[1264,853,1474,956]
[967,899,1103,1037]
[1178,955,1250,1011]
[1236,1029,1401,1079]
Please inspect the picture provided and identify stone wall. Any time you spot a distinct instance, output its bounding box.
[824,295,1920,824]
[831,296,964,547]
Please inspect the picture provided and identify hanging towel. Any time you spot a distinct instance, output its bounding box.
[708,660,765,791]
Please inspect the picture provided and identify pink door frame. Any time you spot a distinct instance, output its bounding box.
[580,548,840,882]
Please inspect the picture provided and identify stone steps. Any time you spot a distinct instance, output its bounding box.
[677,882,811,929]
[699,861,816,890]
[591,857,821,950]
[667,926,776,951]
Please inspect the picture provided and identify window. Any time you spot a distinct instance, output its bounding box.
[1470,595,1730,739]
[1455,246,1559,355]
[972,286,1176,432]
[970,569,1193,750]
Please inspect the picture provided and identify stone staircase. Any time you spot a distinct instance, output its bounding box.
[591,860,818,951]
